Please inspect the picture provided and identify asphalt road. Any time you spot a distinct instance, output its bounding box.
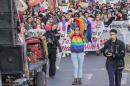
[47,53,130,86]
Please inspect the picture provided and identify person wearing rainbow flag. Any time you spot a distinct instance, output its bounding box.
[70,26,85,85]
[73,11,92,43]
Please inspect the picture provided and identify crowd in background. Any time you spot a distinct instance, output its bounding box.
[17,0,128,31]
[16,0,128,53]
[15,1,127,38]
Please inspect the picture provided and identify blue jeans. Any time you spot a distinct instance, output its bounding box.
[71,52,85,78]
[106,60,123,86]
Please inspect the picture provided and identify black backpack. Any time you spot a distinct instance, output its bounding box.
[46,32,57,47]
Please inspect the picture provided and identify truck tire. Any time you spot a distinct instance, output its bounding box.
[36,72,46,86]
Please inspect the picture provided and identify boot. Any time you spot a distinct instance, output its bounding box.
[77,78,82,84]
[72,78,77,85]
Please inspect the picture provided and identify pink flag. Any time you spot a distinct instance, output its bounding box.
[28,0,43,7]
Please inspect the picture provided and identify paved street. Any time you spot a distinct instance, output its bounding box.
[47,53,130,86]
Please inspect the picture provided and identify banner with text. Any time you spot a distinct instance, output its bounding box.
[60,21,130,53]
[60,28,109,53]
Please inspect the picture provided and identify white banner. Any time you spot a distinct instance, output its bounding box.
[60,27,109,53]
[96,0,106,4]
[106,0,119,4]
[60,21,130,53]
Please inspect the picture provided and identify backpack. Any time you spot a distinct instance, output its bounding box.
[46,32,57,47]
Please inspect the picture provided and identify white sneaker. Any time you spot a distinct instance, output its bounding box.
[62,54,66,58]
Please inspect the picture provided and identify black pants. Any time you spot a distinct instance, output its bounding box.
[106,60,123,86]
[48,48,57,77]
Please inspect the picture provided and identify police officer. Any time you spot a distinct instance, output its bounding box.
[103,29,125,86]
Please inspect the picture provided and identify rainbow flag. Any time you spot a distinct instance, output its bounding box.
[83,18,92,43]
[71,34,84,53]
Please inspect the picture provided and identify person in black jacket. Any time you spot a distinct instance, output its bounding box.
[44,24,59,78]
[103,29,125,86]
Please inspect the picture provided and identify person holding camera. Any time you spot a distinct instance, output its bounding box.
[103,29,125,86]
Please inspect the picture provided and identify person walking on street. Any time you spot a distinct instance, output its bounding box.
[103,29,125,86]
[44,24,59,78]
[70,27,85,85]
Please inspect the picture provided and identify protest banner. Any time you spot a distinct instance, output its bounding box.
[79,2,88,8]
[60,27,109,53]
[128,11,130,19]
[60,21,129,53]
[28,0,43,7]
[96,0,106,4]
[60,37,108,53]
[106,0,119,4]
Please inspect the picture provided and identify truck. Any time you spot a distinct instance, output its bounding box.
[0,36,48,86]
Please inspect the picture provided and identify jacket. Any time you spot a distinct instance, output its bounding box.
[103,39,125,69]
[44,31,58,49]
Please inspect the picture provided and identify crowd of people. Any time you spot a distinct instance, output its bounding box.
[18,0,128,30]
[17,0,128,53]
[16,0,128,86]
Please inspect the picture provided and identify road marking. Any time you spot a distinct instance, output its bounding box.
[83,73,93,83]
[92,68,106,71]
[121,73,128,85]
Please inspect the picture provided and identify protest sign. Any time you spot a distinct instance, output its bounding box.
[96,0,106,4]
[79,2,88,8]
[106,0,119,4]
[60,38,108,53]
[128,11,130,19]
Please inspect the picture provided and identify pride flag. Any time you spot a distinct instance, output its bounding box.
[83,18,92,43]
[71,34,84,53]
[49,0,56,12]
[128,0,130,3]
[28,0,43,7]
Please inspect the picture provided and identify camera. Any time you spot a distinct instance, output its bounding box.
[105,48,113,56]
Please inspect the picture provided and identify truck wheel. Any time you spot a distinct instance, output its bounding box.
[36,72,46,86]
